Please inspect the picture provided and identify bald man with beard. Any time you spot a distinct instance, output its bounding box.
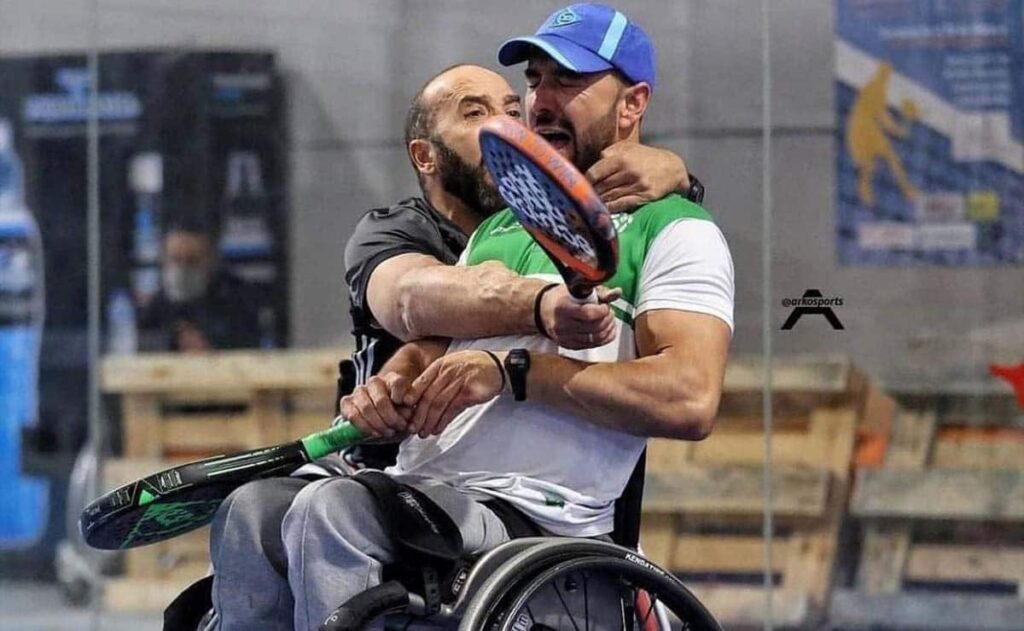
[197,61,698,631]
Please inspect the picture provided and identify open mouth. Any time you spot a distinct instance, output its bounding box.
[535,128,573,152]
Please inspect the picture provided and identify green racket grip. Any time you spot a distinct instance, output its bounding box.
[299,418,365,460]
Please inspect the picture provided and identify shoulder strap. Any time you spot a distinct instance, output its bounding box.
[481,497,543,539]
[349,470,464,561]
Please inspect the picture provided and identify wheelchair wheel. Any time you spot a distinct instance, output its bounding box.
[458,539,722,631]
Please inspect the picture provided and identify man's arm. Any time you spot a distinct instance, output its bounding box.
[516,310,729,439]
[368,254,620,345]
[356,144,690,345]
[587,143,693,213]
[403,217,734,440]
[404,310,730,440]
[371,254,539,340]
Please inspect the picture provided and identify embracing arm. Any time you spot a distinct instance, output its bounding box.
[587,143,694,212]
[367,253,620,348]
[368,253,548,341]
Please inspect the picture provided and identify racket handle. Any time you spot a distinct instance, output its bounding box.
[300,418,366,460]
[569,286,599,304]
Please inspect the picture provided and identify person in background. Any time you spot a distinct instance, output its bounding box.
[139,225,261,352]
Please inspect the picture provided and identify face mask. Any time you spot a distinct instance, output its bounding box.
[163,264,210,303]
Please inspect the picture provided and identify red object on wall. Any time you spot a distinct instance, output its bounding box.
[989,362,1024,408]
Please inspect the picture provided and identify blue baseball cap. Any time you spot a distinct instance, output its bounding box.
[497,4,656,91]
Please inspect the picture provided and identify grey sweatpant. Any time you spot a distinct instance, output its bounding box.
[209,474,511,631]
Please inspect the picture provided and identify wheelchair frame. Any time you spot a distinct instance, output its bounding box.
[320,537,722,631]
[321,362,722,631]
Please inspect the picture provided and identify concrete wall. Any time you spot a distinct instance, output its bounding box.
[2,0,1021,388]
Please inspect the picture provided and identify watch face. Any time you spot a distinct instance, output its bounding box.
[508,349,529,368]
[505,349,529,401]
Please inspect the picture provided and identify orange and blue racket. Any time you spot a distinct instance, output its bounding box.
[479,116,618,301]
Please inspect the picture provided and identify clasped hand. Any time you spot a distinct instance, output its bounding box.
[339,350,505,440]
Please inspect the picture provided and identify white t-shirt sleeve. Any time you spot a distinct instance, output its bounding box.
[635,219,735,331]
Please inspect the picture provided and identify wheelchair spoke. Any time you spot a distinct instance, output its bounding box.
[583,572,589,631]
[551,579,583,631]
[526,604,537,627]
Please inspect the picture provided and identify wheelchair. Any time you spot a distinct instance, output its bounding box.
[172,361,723,631]
[318,536,722,631]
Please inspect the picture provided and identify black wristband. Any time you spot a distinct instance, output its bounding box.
[686,172,705,204]
[532,283,560,338]
[483,350,506,394]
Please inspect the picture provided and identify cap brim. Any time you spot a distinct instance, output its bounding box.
[497,35,614,74]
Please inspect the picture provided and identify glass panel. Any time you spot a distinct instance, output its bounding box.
[0,2,99,622]
[806,2,1023,631]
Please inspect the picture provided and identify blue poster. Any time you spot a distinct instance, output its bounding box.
[836,0,1024,265]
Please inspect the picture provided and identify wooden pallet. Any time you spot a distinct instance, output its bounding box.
[831,391,1024,631]
[99,349,345,611]
[640,355,870,628]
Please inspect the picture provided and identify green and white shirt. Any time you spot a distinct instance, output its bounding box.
[389,194,734,536]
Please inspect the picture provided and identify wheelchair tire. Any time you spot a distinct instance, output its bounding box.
[458,539,722,631]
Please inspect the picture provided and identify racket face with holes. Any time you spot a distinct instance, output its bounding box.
[81,442,309,549]
[479,116,617,296]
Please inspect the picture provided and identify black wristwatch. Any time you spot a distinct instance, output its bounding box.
[503,349,530,401]
[686,172,705,204]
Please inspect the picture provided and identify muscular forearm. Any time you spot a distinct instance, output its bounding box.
[511,351,719,440]
[395,262,548,340]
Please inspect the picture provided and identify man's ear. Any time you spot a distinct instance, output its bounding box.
[618,82,651,129]
[408,138,436,178]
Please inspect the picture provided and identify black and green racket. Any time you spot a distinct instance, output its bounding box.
[80,418,364,550]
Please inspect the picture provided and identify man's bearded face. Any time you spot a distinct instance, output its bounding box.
[433,137,506,219]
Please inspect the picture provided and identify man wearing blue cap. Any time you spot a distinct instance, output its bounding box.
[497,3,659,173]
[198,6,730,630]
[274,4,733,628]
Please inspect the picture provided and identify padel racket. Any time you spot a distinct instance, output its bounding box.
[80,419,364,550]
[479,116,618,300]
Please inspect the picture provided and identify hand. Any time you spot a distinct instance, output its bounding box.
[585,143,690,213]
[402,351,505,438]
[339,372,413,439]
[538,285,622,349]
